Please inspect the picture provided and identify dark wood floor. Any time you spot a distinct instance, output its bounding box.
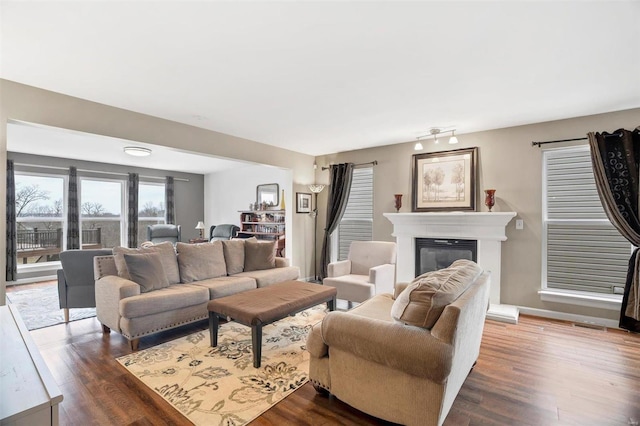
[28,312,640,426]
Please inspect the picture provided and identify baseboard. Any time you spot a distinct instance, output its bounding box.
[8,275,57,286]
[518,306,620,329]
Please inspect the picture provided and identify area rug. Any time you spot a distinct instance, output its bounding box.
[6,282,96,330]
[117,304,328,426]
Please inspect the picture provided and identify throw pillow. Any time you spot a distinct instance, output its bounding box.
[123,253,170,293]
[244,240,276,271]
[222,239,246,275]
[176,241,227,283]
[113,241,180,284]
[391,259,482,329]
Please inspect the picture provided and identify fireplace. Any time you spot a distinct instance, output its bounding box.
[415,238,477,277]
[384,212,518,323]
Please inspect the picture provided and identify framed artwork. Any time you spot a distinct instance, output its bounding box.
[296,192,312,213]
[411,147,478,212]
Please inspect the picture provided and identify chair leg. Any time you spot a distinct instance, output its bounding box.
[347,301,353,310]
[63,308,69,323]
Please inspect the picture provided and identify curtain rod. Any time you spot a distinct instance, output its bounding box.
[321,160,378,171]
[13,162,190,182]
[531,137,587,147]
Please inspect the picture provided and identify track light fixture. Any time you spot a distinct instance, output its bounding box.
[414,127,458,150]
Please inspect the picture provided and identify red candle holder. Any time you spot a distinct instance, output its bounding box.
[484,189,496,212]
[394,194,403,212]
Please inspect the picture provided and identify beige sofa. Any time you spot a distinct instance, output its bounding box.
[307,260,490,426]
[94,239,299,350]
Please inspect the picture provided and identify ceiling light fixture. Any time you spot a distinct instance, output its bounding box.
[414,139,424,151]
[123,146,152,157]
[416,127,458,147]
[449,130,459,144]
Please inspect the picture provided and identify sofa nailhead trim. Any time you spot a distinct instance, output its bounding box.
[122,314,208,340]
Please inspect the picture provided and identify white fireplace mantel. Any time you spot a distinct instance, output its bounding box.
[384,212,518,323]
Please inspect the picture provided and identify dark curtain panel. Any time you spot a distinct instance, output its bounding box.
[66,166,80,250]
[589,127,640,332]
[127,173,139,248]
[165,176,175,224]
[6,160,17,282]
[320,163,355,279]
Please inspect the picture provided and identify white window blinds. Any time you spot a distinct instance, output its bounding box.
[543,146,630,294]
[337,166,373,261]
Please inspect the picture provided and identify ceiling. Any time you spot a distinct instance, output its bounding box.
[1,1,639,161]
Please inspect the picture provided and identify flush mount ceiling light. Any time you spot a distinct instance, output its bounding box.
[123,146,152,157]
[414,127,458,150]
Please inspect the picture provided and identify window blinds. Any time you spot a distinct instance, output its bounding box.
[544,146,630,294]
[338,166,373,261]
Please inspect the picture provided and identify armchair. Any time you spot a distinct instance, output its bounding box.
[147,224,181,244]
[57,248,113,322]
[209,224,240,241]
[307,260,491,426]
[323,241,396,305]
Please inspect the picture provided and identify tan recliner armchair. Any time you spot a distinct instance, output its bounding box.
[308,260,490,426]
[323,241,396,305]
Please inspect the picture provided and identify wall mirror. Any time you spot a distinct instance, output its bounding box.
[257,183,279,206]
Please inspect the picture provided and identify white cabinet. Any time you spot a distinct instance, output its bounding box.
[0,305,63,426]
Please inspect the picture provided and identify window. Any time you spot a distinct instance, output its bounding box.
[542,146,630,299]
[337,166,374,261]
[15,173,65,264]
[138,182,166,243]
[80,178,125,249]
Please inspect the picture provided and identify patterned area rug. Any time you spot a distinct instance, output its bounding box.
[117,304,328,426]
[6,282,96,330]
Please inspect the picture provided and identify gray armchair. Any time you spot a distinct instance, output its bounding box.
[57,248,113,322]
[209,224,240,241]
[147,224,181,244]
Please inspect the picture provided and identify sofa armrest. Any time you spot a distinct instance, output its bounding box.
[306,321,328,358]
[275,257,290,268]
[95,275,140,332]
[328,260,351,278]
[321,312,453,382]
[369,263,395,294]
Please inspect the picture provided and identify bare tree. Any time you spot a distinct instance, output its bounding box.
[82,202,106,217]
[16,183,50,217]
[451,163,465,201]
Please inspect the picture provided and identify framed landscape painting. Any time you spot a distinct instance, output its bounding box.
[411,147,478,212]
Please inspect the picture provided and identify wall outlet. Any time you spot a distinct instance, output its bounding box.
[516,219,524,230]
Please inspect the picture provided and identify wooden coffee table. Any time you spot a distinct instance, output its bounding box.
[207,280,337,368]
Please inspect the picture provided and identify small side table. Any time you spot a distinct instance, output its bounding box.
[188,238,209,244]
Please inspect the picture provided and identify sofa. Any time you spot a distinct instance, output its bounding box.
[94,239,299,350]
[57,248,114,322]
[307,259,490,426]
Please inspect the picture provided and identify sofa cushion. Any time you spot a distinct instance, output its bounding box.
[222,239,246,275]
[119,284,209,318]
[391,259,482,329]
[235,265,300,287]
[176,241,227,283]
[113,242,180,284]
[123,253,169,293]
[244,240,276,271]
[191,275,257,299]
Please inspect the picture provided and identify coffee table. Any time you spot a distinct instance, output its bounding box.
[207,280,337,368]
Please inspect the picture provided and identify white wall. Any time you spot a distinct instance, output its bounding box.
[204,164,293,258]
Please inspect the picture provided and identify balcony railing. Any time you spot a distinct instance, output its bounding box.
[16,228,102,264]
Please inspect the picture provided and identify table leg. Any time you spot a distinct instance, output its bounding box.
[209,312,219,347]
[327,296,336,311]
[252,323,262,368]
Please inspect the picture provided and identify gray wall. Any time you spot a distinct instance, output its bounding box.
[315,107,640,321]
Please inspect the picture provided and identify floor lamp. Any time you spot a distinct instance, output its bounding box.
[309,184,325,282]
